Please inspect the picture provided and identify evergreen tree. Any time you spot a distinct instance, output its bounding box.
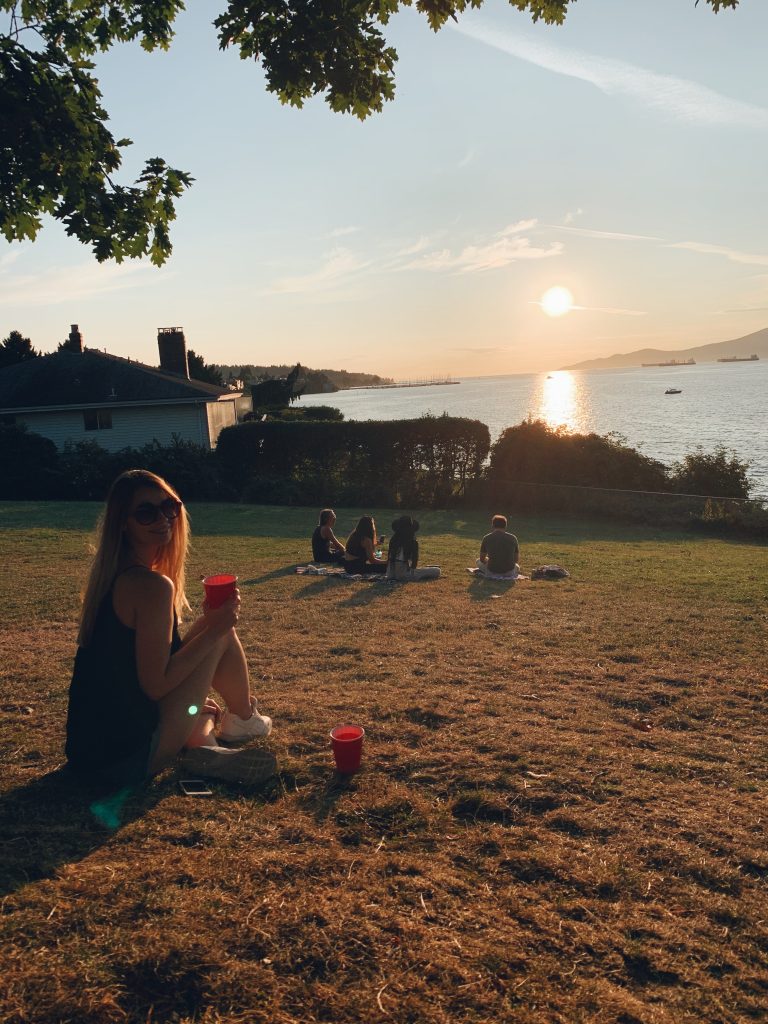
[188,349,224,386]
[0,330,39,369]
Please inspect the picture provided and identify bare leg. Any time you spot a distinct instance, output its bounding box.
[209,630,254,719]
[184,712,217,749]
[149,635,229,773]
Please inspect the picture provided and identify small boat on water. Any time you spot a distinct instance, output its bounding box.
[665,388,682,395]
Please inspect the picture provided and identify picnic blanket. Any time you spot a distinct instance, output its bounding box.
[466,567,528,581]
[296,564,394,583]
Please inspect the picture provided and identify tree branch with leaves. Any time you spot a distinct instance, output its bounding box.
[0,0,740,265]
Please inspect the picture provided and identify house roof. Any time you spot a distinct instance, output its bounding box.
[0,349,235,412]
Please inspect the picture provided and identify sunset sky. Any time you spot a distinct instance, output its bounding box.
[3,0,768,376]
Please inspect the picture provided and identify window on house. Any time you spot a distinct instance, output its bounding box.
[83,410,113,431]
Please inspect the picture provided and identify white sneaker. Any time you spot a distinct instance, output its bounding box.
[180,743,276,784]
[219,697,273,743]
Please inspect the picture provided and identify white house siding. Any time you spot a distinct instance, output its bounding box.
[17,403,214,452]
[206,401,238,446]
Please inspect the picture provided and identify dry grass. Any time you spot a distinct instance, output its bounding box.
[0,501,766,1024]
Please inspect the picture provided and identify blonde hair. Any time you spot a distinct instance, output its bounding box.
[78,469,191,646]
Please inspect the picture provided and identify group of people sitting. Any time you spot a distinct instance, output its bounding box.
[311,509,441,581]
[311,509,520,580]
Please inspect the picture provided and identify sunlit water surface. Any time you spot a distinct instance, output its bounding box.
[301,363,767,498]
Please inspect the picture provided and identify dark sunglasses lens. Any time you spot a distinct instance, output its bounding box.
[160,499,181,520]
[133,505,158,525]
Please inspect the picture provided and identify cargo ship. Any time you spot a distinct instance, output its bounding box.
[641,358,696,367]
[716,354,759,362]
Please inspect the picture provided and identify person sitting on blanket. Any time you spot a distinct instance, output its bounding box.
[386,516,441,581]
[477,514,520,577]
[344,515,387,575]
[311,509,346,564]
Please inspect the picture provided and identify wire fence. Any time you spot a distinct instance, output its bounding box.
[481,478,767,533]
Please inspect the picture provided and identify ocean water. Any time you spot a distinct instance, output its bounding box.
[300,362,768,499]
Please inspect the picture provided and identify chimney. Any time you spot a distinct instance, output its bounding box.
[157,327,189,378]
[68,324,84,353]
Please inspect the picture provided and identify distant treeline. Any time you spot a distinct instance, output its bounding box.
[1,416,764,536]
[216,364,393,394]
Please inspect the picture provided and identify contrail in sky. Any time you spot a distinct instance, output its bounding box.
[452,19,768,130]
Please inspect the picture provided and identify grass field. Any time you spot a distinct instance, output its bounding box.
[0,501,766,1024]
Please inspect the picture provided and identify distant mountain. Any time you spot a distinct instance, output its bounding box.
[561,326,768,371]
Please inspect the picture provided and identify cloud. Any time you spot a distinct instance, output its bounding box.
[457,148,476,168]
[551,225,663,242]
[499,219,538,236]
[394,235,434,257]
[406,235,562,274]
[0,247,25,271]
[0,259,161,307]
[668,241,768,267]
[564,208,583,225]
[265,248,371,295]
[452,19,768,129]
[328,226,360,239]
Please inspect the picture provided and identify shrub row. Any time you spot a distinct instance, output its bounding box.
[216,414,491,507]
[0,429,223,502]
[1,417,764,537]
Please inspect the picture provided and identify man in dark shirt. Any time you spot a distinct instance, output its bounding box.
[477,515,519,576]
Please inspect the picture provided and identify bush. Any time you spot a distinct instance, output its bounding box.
[689,497,768,538]
[0,423,59,498]
[215,414,490,508]
[488,420,669,499]
[268,405,344,422]
[670,446,751,499]
[133,437,223,501]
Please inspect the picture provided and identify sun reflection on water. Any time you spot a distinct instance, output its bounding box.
[539,371,579,432]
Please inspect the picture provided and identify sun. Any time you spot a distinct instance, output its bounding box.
[540,286,574,318]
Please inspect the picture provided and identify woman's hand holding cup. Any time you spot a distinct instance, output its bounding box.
[203,590,241,637]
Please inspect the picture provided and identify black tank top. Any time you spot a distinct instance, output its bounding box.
[65,587,181,771]
[312,525,329,561]
[346,534,366,559]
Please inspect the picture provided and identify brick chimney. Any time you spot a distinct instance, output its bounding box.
[67,324,84,353]
[157,327,189,378]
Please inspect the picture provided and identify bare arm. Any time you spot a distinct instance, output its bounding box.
[479,536,489,563]
[362,537,386,565]
[122,573,238,702]
[322,525,345,552]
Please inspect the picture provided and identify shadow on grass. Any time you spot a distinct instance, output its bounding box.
[296,770,360,823]
[0,768,168,899]
[240,564,297,586]
[467,578,518,601]
[293,578,341,599]
[337,583,400,607]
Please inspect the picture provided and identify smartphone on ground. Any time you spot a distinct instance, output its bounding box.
[179,779,213,796]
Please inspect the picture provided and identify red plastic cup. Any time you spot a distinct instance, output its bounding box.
[203,573,238,609]
[330,725,365,774]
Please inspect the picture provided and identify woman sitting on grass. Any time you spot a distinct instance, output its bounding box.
[65,469,275,789]
[386,515,441,581]
[343,515,387,575]
[311,508,346,564]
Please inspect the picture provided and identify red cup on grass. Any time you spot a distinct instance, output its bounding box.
[330,725,365,774]
[203,573,238,609]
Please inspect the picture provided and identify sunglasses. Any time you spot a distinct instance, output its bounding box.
[130,498,182,526]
